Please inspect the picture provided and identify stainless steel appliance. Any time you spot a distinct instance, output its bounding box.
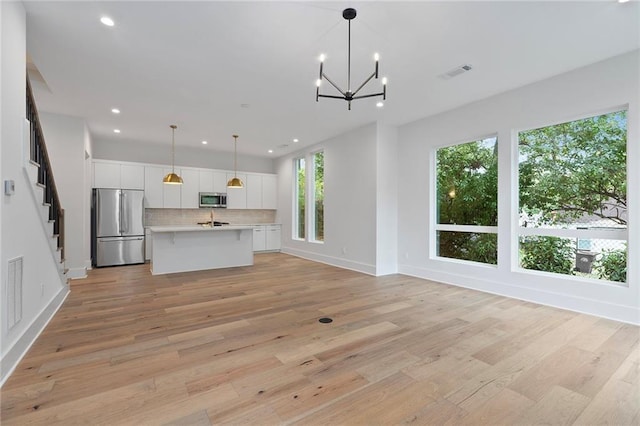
[199,192,227,208]
[92,188,145,267]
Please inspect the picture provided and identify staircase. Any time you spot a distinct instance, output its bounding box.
[24,77,67,280]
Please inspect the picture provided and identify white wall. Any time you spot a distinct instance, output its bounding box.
[397,50,639,324]
[0,1,68,385]
[93,137,275,174]
[376,123,399,275]
[276,124,379,274]
[39,112,91,278]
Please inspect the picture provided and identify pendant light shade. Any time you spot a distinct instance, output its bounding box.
[227,134,244,188]
[163,124,183,185]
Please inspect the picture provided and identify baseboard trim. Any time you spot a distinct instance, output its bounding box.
[0,287,70,387]
[281,247,376,276]
[398,264,640,326]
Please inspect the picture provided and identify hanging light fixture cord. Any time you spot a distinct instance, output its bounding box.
[171,125,177,173]
[233,135,238,176]
[316,8,387,110]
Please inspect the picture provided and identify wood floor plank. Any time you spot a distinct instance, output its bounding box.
[1,253,637,425]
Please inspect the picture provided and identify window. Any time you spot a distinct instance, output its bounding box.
[293,157,305,240]
[518,110,627,284]
[435,137,498,264]
[311,151,324,242]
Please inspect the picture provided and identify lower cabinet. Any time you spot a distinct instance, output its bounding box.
[253,226,266,251]
[253,224,281,252]
[266,225,281,251]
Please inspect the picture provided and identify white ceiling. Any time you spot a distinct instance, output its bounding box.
[24,1,639,158]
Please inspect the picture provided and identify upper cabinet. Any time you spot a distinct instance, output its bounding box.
[94,160,277,210]
[180,169,200,209]
[246,175,262,209]
[143,166,164,208]
[213,171,228,193]
[120,164,145,189]
[199,170,214,193]
[262,175,277,210]
[226,173,247,209]
[94,162,144,190]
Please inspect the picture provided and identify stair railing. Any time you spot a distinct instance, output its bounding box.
[26,78,65,262]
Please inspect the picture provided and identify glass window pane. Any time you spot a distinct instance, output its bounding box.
[436,231,497,265]
[313,151,324,242]
[518,111,627,230]
[519,236,627,284]
[436,137,498,226]
[294,157,305,239]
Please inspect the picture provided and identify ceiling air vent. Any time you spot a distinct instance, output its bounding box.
[439,64,473,80]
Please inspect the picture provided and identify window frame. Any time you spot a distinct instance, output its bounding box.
[431,134,499,266]
[514,106,629,285]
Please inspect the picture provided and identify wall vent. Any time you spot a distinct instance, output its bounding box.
[7,257,23,330]
[439,64,473,80]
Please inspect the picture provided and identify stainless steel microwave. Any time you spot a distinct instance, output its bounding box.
[199,192,227,208]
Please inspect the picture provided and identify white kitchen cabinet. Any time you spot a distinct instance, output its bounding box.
[262,175,277,210]
[93,162,121,188]
[226,173,247,209]
[213,171,228,193]
[94,162,144,189]
[180,169,200,208]
[144,166,164,208]
[145,228,152,261]
[199,170,214,193]
[163,168,182,208]
[120,164,144,189]
[246,175,262,209]
[253,226,266,251]
[265,225,281,251]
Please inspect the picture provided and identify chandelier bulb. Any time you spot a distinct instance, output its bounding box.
[382,77,388,85]
[319,54,326,62]
[316,79,322,87]
[374,53,380,61]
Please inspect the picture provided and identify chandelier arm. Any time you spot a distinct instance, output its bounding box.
[352,92,385,100]
[352,71,377,96]
[318,94,348,100]
[321,72,346,96]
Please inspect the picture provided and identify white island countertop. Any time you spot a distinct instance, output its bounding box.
[148,225,255,233]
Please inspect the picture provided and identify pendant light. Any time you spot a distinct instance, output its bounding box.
[227,134,244,188]
[163,124,183,184]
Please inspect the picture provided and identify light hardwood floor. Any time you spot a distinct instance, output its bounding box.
[1,253,638,425]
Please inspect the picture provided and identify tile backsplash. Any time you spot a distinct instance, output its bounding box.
[145,209,277,226]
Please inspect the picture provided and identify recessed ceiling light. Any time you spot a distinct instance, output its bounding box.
[293,138,299,143]
[100,16,115,27]
[202,141,208,145]
[113,129,121,133]
[111,108,120,114]
[268,149,273,153]
[376,102,384,108]
[618,0,629,3]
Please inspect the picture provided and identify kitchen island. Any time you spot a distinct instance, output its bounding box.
[148,225,254,275]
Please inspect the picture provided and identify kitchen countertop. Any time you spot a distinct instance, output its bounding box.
[148,225,255,233]
[146,223,281,230]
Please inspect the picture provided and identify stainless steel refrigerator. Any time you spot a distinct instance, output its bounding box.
[92,188,145,267]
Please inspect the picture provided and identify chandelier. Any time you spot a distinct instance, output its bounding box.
[315,8,387,110]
